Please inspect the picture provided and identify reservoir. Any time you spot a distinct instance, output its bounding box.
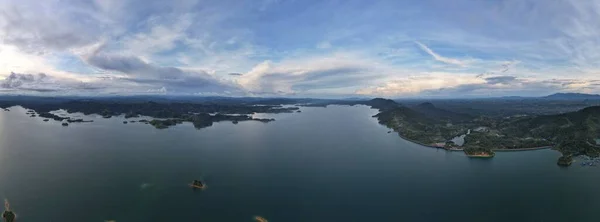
[0,105,597,222]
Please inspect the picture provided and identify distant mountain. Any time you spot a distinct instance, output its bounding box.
[542,93,600,100]
[363,98,401,111]
[411,102,472,122]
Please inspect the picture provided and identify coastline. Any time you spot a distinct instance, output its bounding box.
[465,154,495,158]
[492,146,553,152]
[394,132,447,149]
[394,131,552,153]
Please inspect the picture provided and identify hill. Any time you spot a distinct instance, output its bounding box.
[504,106,600,157]
[542,93,600,100]
[411,102,472,122]
[363,98,400,111]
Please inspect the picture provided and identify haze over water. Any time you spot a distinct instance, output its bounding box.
[0,105,598,222]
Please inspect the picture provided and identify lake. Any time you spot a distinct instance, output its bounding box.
[0,105,598,222]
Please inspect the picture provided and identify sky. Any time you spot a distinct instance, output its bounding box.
[1,0,600,98]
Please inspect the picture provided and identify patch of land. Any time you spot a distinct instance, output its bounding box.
[0,98,296,129]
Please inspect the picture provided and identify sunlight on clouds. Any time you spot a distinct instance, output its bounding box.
[356,73,486,96]
[0,0,600,96]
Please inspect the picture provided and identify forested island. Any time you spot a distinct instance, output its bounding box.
[0,98,297,130]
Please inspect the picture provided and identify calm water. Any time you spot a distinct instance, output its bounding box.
[0,105,598,222]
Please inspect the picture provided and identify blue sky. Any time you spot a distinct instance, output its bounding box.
[0,0,599,98]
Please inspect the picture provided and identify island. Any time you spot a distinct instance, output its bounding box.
[0,99,296,130]
[67,119,93,123]
[148,114,275,130]
[254,216,268,222]
[557,155,574,166]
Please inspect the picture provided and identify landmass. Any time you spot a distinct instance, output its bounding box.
[0,97,297,129]
[148,114,275,129]
[300,95,600,165]
[347,98,600,165]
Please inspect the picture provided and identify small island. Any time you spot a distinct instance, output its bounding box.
[254,216,268,222]
[557,155,574,166]
[67,118,93,123]
[62,122,68,126]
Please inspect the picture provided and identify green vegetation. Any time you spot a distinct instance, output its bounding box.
[0,99,291,130]
[463,147,495,158]
[557,155,573,166]
[365,98,600,165]
[147,114,275,130]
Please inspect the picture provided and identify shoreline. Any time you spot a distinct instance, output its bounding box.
[394,131,553,153]
[492,146,553,152]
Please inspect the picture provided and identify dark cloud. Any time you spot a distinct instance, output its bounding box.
[484,76,517,84]
[228,73,243,76]
[0,72,47,89]
[85,51,240,94]
[0,72,106,93]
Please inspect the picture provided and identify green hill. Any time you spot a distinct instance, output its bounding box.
[411,102,473,122]
[369,99,600,165]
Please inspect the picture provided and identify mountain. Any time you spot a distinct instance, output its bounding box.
[411,102,472,122]
[363,98,401,111]
[542,93,600,100]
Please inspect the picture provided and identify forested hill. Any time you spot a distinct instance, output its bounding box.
[505,106,600,157]
[363,98,600,164]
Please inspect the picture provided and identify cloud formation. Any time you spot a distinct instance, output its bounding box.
[415,42,471,67]
[0,72,103,93]
[84,46,240,94]
[0,0,599,97]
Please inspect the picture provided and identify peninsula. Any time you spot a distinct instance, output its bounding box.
[353,98,600,165]
[300,97,600,165]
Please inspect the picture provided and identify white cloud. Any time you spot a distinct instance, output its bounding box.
[121,14,194,57]
[237,52,384,95]
[415,41,471,67]
[356,72,486,96]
